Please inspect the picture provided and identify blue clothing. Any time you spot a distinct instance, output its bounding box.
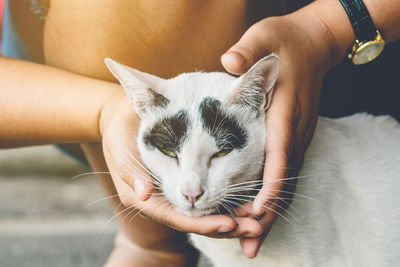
[2,0,43,62]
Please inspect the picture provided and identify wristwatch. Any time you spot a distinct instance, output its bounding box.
[338,0,385,65]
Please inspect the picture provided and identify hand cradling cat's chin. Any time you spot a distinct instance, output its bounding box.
[100,56,278,243]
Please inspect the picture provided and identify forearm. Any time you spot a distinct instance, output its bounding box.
[0,56,119,148]
[290,0,400,66]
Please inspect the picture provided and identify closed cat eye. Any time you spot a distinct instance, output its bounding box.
[159,148,177,158]
[212,149,233,158]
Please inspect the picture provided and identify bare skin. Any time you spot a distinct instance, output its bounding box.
[2,0,273,266]
[1,0,399,265]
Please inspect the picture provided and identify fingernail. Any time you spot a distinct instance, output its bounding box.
[253,203,265,216]
[221,52,247,73]
[222,52,245,65]
[134,178,145,198]
[218,225,234,233]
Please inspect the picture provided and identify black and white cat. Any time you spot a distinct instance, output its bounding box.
[105,55,400,267]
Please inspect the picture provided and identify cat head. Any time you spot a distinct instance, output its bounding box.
[105,55,279,216]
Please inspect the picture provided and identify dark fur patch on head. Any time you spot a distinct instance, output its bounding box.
[199,97,247,150]
[143,110,189,151]
[148,88,169,108]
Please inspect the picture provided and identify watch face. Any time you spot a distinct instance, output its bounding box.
[353,42,385,65]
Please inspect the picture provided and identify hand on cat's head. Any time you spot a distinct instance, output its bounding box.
[220,15,338,257]
[99,56,284,243]
[99,86,264,239]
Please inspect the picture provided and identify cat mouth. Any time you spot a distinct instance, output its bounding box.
[183,201,241,217]
[181,206,219,217]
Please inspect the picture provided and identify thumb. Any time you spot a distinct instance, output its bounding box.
[221,24,274,75]
[134,172,154,201]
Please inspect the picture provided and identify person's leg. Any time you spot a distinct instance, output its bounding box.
[81,143,199,267]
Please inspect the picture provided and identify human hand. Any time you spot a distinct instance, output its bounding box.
[221,11,340,258]
[99,90,264,238]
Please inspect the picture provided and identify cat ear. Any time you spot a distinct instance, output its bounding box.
[104,58,169,117]
[232,54,279,111]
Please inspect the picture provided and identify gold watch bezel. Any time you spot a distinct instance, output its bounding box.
[348,31,385,65]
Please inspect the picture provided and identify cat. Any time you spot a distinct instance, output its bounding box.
[105,55,400,267]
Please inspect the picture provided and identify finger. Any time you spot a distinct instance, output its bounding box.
[257,199,280,231]
[132,168,154,201]
[253,85,296,215]
[113,146,154,201]
[213,217,264,239]
[236,217,264,238]
[240,237,264,259]
[161,209,238,236]
[234,202,255,217]
[221,24,276,75]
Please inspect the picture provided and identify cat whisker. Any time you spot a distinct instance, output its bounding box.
[268,189,314,201]
[222,198,268,231]
[215,205,223,216]
[226,195,302,202]
[228,192,304,217]
[71,171,113,180]
[98,193,166,236]
[117,153,153,180]
[118,148,163,188]
[141,201,172,223]
[71,169,162,189]
[226,180,266,188]
[264,175,312,183]
[222,198,259,218]
[267,192,303,217]
[226,181,298,193]
[225,196,296,230]
[127,196,167,224]
[226,175,312,190]
[219,202,238,223]
[224,195,300,222]
[226,187,312,201]
[225,180,300,194]
[120,143,163,184]
[84,194,120,208]
[98,205,135,237]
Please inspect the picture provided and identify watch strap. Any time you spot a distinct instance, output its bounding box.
[338,0,377,42]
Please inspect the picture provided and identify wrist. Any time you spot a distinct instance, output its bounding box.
[97,85,125,140]
[291,0,356,67]
[99,88,136,140]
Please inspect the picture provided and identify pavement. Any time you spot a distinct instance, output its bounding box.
[0,145,211,267]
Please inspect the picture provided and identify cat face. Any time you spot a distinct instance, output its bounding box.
[106,55,279,216]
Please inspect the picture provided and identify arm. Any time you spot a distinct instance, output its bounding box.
[221,0,400,258]
[0,56,118,147]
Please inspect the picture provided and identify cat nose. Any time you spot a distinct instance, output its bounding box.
[182,189,204,204]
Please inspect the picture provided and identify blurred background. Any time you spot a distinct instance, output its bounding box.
[0,146,117,266]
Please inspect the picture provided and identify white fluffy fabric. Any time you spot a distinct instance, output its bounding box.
[191,113,400,267]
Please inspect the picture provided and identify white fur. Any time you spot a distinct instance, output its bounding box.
[106,56,400,266]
